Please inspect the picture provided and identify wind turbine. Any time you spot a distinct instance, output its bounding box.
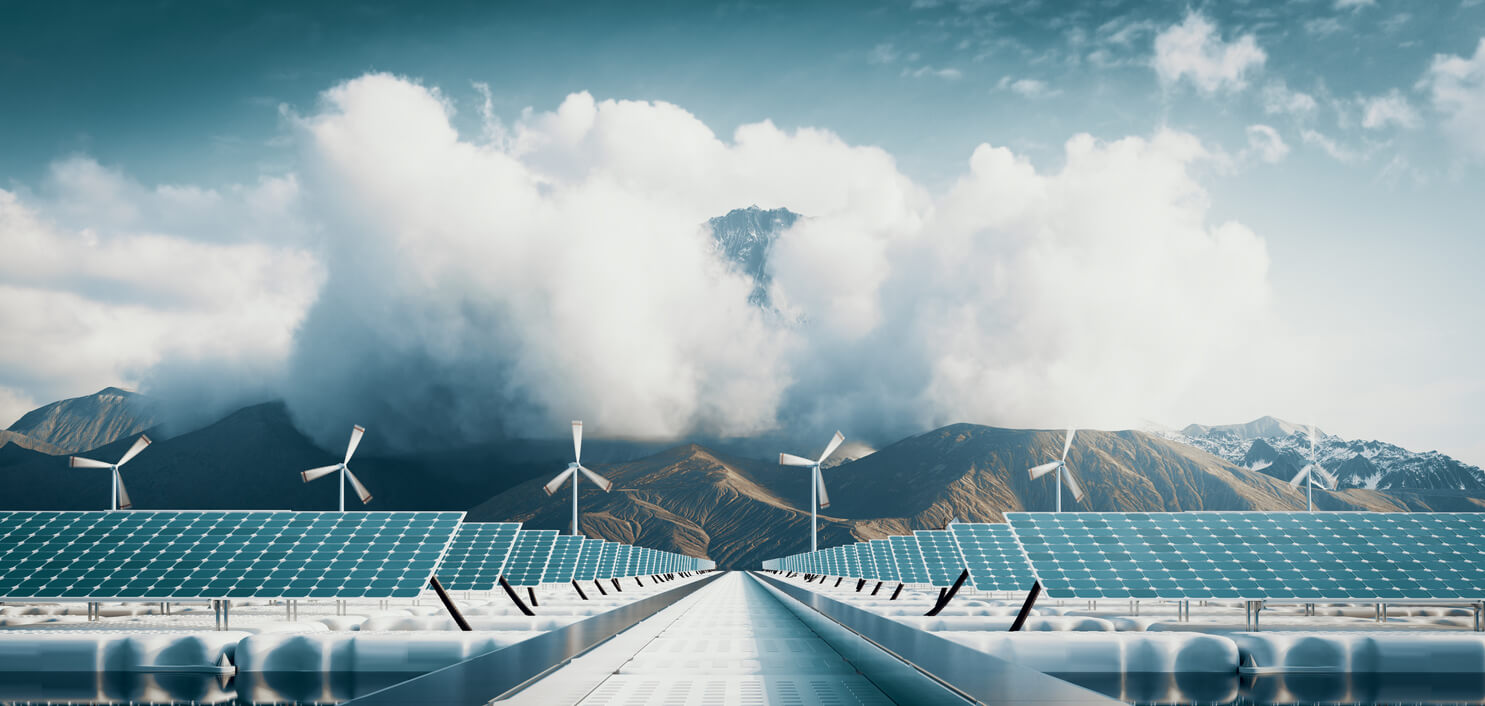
[70,435,151,510]
[543,421,613,535]
[1289,423,1335,511]
[301,425,372,511]
[780,431,845,553]
[1028,428,1084,511]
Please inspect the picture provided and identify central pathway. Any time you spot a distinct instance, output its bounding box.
[515,572,897,705]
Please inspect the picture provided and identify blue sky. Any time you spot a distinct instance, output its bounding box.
[2,0,1484,463]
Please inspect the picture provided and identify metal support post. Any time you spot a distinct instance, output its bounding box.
[926,570,970,617]
[594,580,607,596]
[527,587,539,607]
[871,581,883,596]
[1009,581,1042,632]
[498,577,536,616]
[429,576,473,631]
[890,583,904,600]
[572,580,589,600]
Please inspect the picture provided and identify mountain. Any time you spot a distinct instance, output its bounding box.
[0,430,65,457]
[708,205,800,308]
[0,401,665,512]
[1165,416,1485,491]
[5,387,160,454]
[467,423,1485,568]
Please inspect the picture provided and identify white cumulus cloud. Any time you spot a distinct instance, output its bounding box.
[1421,38,1485,159]
[1360,89,1422,129]
[1153,12,1267,94]
[1244,124,1291,163]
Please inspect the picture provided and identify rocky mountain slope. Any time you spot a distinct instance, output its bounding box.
[5,387,159,454]
[708,205,800,308]
[1163,416,1485,491]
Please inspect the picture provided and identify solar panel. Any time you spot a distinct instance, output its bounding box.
[573,538,605,581]
[889,534,931,584]
[438,522,521,591]
[596,541,619,579]
[840,544,861,577]
[826,546,843,576]
[870,539,899,582]
[0,511,463,601]
[541,535,584,584]
[854,543,878,580]
[949,523,1035,592]
[914,529,965,586]
[502,529,558,586]
[614,544,634,577]
[1006,512,1485,601]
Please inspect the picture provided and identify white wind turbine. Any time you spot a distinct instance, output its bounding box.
[543,421,613,535]
[70,435,151,510]
[1028,428,1085,512]
[1290,423,1335,512]
[301,425,373,511]
[780,431,845,553]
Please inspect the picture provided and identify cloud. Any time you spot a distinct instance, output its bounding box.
[1262,81,1319,117]
[902,66,963,80]
[1360,89,1422,129]
[996,76,1059,98]
[0,184,321,426]
[1153,12,1267,94]
[1335,0,1375,9]
[1301,129,1363,163]
[1244,124,1291,163]
[1420,38,1485,159]
[2,73,1277,451]
[869,43,899,65]
[1303,17,1345,37]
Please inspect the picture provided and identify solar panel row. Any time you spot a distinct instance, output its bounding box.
[0,512,714,601]
[762,513,1485,603]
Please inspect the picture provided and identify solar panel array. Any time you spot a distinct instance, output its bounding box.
[915,529,964,586]
[573,538,605,581]
[1007,512,1485,601]
[890,534,931,584]
[440,522,521,591]
[870,539,899,582]
[0,511,463,601]
[950,523,1035,592]
[855,543,878,580]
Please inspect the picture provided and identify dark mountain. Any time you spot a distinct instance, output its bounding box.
[708,205,800,308]
[0,401,665,512]
[5,387,160,454]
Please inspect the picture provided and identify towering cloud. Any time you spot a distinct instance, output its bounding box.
[0,73,1274,449]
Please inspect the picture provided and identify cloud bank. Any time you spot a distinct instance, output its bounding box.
[0,74,1274,450]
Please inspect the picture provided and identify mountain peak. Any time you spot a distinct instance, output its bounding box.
[1182,416,1316,441]
[6,386,160,454]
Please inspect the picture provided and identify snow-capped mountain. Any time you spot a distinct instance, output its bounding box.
[707,205,800,308]
[1162,416,1485,491]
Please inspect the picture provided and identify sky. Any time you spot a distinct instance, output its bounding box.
[1,0,1483,463]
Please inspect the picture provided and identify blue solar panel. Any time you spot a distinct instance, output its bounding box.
[840,544,861,577]
[614,544,634,577]
[914,529,965,586]
[541,535,584,584]
[573,538,605,581]
[855,543,878,580]
[889,534,930,584]
[949,523,1035,592]
[503,529,557,586]
[596,541,619,579]
[438,522,521,591]
[1006,512,1485,601]
[0,511,463,600]
[869,540,898,582]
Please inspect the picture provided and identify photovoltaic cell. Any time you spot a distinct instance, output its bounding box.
[596,541,619,579]
[949,523,1035,592]
[870,539,899,582]
[1006,511,1485,601]
[614,544,634,577]
[889,534,930,584]
[914,529,965,586]
[841,544,861,578]
[0,511,463,601]
[502,529,557,586]
[438,522,521,591]
[573,538,604,581]
[541,535,584,584]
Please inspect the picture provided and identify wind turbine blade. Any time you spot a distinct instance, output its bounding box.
[302,464,342,482]
[115,470,132,510]
[1028,461,1061,479]
[572,421,583,464]
[1289,467,1309,487]
[116,435,152,466]
[543,467,577,496]
[1062,467,1085,502]
[817,431,845,464]
[578,465,613,492]
[70,457,112,469]
[1062,428,1076,461]
[815,469,831,509]
[344,425,365,464]
[344,468,373,504]
[779,453,816,467]
[1316,466,1338,489]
